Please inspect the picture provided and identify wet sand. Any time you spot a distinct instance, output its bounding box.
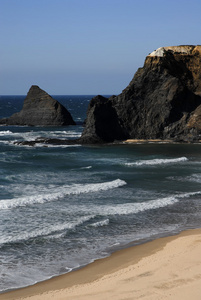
[1,229,201,300]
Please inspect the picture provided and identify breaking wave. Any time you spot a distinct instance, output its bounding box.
[0,130,13,136]
[93,191,201,216]
[125,157,188,166]
[0,216,94,246]
[0,179,126,210]
[0,129,81,142]
[90,219,110,227]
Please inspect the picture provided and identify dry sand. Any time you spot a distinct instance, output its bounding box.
[1,229,201,300]
[124,139,173,144]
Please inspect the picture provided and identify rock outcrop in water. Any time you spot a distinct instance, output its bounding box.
[80,45,201,143]
[0,85,75,126]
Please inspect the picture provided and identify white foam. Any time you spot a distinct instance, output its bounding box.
[93,191,201,216]
[80,166,92,169]
[90,219,109,227]
[44,131,82,138]
[125,157,188,166]
[0,215,93,246]
[0,130,13,136]
[181,174,201,183]
[34,144,81,148]
[100,196,178,215]
[0,129,81,141]
[0,179,126,210]
[0,140,10,145]
[0,131,36,140]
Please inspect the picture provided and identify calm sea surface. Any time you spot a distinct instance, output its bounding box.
[1,95,201,292]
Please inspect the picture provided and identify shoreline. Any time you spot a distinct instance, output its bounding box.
[1,228,201,300]
[123,138,201,144]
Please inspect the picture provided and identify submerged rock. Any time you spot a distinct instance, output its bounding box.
[0,85,75,126]
[80,45,201,143]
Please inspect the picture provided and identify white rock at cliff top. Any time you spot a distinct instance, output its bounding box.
[149,45,197,57]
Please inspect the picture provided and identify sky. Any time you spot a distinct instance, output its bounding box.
[0,0,201,95]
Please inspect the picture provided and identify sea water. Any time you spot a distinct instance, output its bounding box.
[1,95,201,292]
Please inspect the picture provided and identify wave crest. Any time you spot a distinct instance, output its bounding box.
[125,157,188,166]
[0,179,126,210]
[90,219,109,227]
[0,215,93,246]
[96,191,201,216]
[0,130,13,136]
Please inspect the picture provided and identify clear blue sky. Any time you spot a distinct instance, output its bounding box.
[0,0,200,95]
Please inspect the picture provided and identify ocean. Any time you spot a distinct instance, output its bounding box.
[1,95,201,293]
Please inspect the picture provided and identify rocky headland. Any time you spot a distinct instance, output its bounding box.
[5,46,201,146]
[80,45,201,143]
[0,85,75,126]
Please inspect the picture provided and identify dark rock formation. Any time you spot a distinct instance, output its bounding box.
[80,45,201,143]
[80,95,127,143]
[0,85,75,126]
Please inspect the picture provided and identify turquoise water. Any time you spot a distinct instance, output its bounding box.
[1,96,201,292]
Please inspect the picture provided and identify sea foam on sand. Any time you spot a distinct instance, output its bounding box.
[2,228,201,300]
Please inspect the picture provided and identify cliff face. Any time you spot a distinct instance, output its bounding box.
[0,85,75,126]
[81,45,201,143]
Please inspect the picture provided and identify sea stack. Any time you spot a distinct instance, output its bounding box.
[80,45,201,143]
[0,85,75,126]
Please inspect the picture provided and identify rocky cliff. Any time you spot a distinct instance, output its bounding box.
[0,85,75,126]
[80,45,201,143]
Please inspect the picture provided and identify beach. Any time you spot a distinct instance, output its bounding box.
[1,228,201,300]
[1,97,201,299]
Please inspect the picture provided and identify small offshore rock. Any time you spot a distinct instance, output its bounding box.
[0,85,75,126]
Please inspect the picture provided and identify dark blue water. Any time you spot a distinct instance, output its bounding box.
[1,96,201,293]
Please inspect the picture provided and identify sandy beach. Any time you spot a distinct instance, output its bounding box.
[123,139,173,144]
[1,229,201,300]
